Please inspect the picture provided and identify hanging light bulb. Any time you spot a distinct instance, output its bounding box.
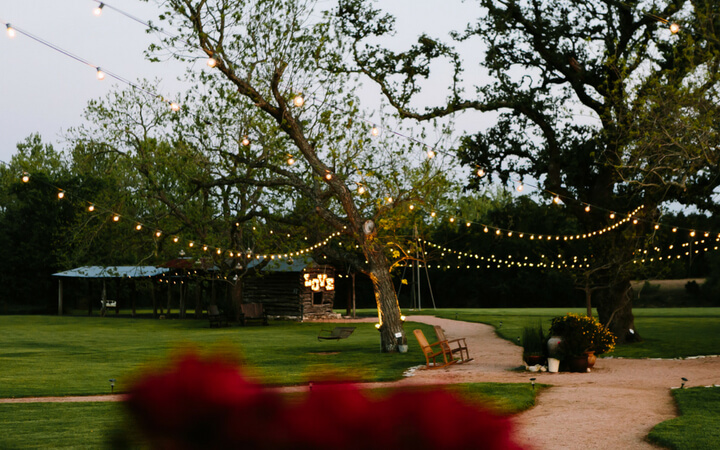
[93,3,105,16]
[325,172,332,181]
[170,102,180,112]
[584,205,591,212]
[370,125,380,136]
[690,230,696,237]
[207,55,218,68]
[654,224,660,230]
[409,204,414,210]
[112,214,120,222]
[241,135,250,146]
[173,236,179,243]
[387,197,393,204]
[96,68,106,81]
[21,173,29,183]
[553,195,561,204]
[88,204,95,212]
[293,94,304,107]
[135,223,142,231]
[155,230,162,238]
[202,245,208,251]
[516,183,524,192]
[609,212,616,219]
[477,168,485,177]
[427,150,435,159]
[669,22,680,34]
[449,217,455,223]
[57,190,65,199]
[6,24,16,39]
[672,227,678,233]
[189,242,194,248]
[216,248,222,255]
[287,156,295,165]
[484,226,489,233]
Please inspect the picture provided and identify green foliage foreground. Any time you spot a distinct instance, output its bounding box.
[648,387,720,449]
[0,383,539,449]
[0,316,433,398]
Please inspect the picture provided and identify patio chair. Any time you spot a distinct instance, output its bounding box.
[413,329,457,369]
[434,325,473,363]
[207,304,227,328]
[317,326,356,341]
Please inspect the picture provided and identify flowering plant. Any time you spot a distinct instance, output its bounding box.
[549,313,616,358]
[123,353,524,450]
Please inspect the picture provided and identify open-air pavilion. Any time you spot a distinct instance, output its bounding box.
[52,266,170,316]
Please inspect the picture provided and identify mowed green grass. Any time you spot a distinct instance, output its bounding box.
[648,386,720,449]
[0,382,540,449]
[400,307,720,359]
[0,316,434,398]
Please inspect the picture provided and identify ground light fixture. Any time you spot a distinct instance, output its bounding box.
[681,377,688,389]
[530,377,536,389]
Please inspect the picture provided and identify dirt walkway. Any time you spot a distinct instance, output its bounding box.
[2,316,719,449]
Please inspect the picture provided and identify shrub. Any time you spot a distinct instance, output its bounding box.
[549,313,616,358]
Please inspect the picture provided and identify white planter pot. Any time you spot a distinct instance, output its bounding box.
[547,357,560,373]
[398,344,409,353]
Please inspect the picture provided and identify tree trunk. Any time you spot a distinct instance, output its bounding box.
[364,241,405,352]
[151,281,158,318]
[166,282,172,316]
[195,282,202,319]
[232,280,244,322]
[596,277,641,344]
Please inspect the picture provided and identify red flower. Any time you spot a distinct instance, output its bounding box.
[125,353,524,450]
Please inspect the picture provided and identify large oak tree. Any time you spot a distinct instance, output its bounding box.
[337,0,720,342]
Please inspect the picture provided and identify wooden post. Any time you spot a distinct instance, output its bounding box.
[58,279,63,316]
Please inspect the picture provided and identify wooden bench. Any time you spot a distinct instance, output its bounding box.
[240,302,268,326]
[100,300,117,316]
[207,304,227,328]
[317,326,356,341]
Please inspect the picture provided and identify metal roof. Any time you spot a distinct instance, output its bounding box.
[246,256,316,272]
[52,266,170,278]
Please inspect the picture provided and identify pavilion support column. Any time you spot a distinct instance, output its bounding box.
[58,279,63,316]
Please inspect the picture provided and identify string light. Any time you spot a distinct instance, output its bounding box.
[155,230,162,238]
[96,67,106,80]
[553,195,561,204]
[93,3,105,16]
[206,55,218,68]
[516,183,524,192]
[135,223,142,230]
[427,150,435,159]
[287,156,295,165]
[325,172,333,181]
[22,173,29,183]
[669,22,680,34]
[584,205,591,212]
[357,185,365,195]
[6,24,16,39]
[293,94,304,107]
[370,125,380,137]
[88,204,95,212]
[241,135,250,146]
[477,168,485,177]
[609,212,615,219]
[57,190,65,199]
[170,102,180,112]
[112,214,120,222]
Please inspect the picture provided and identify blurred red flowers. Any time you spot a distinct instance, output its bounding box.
[125,353,524,450]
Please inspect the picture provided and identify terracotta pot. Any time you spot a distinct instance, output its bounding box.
[567,355,588,373]
[524,354,546,366]
[585,351,597,369]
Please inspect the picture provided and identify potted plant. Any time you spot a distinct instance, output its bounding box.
[549,313,594,372]
[521,322,547,367]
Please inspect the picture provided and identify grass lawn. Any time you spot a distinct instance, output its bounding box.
[0,315,435,398]
[0,382,540,449]
[648,386,720,449]
[397,307,720,359]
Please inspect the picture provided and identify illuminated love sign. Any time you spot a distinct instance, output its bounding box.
[303,273,334,292]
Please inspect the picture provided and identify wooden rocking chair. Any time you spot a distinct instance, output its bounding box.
[433,325,473,363]
[413,329,457,369]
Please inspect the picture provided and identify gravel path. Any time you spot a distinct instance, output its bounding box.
[3,315,719,449]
